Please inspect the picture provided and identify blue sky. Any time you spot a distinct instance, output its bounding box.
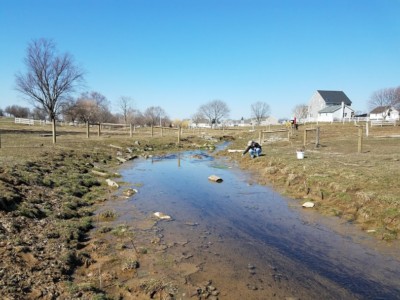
[1,0,399,120]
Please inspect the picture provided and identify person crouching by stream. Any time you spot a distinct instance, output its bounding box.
[242,140,262,158]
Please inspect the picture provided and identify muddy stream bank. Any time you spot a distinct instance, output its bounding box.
[87,150,400,300]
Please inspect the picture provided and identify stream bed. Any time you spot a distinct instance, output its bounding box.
[108,150,400,299]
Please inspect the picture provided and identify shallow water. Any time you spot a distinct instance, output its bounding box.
[116,150,400,299]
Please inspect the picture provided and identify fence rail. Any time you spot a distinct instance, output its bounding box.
[370,120,397,126]
[15,118,34,125]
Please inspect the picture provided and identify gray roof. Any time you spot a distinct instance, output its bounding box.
[319,105,342,113]
[370,106,389,114]
[317,90,352,106]
[319,105,354,113]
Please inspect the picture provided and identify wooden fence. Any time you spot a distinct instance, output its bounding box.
[260,129,290,144]
[303,127,320,147]
[15,118,34,125]
[7,119,393,155]
[84,123,183,143]
[370,120,397,127]
[356,125,364,153]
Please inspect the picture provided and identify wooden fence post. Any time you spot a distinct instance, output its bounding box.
[86,122,90,138]
[161,127,164,137]
[315,127,320,147]
[151,125,154,137]
[98,123,101,137]
[178,126,181,144]
[0,133,2,148]
[52,119,57,144]
[129,124,133,137]
[258,131,262,144]
[358,126,363,153]
[303,129,307,146]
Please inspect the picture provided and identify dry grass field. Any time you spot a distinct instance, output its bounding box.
[1,116,400,299]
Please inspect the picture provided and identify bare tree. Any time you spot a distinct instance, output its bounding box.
[191,112,205,127]
[90,91,111,122]
[368,87,399,111]
[32,107,47,120]
[393,86,400,109]
[198,99,230,127]
[173,118,183,128]
[143,106,167,126]
[292,104,308,121]
[5,105,30,118]
[130,110,145,126]
[251,101,270,125]
[75,98,97,123]
[119,96,135,124]
[61,97,79,123]
[129,108,142,125]
[15,38,84,143]
[75,91,111,123]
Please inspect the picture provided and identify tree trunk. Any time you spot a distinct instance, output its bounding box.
[52,118,57,144]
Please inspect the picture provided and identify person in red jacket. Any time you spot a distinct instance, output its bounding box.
[291,116,298,130]
[242,140,262,158]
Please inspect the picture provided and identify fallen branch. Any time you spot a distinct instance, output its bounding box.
[116,157,127,163]
[109,144,123,150]
[92,170,108,177]
[227,149,243,153]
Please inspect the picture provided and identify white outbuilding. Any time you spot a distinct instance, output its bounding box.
[317,103,354,122]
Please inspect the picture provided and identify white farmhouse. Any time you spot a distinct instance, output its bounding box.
[308,90,352,122]
[369,106,400,120]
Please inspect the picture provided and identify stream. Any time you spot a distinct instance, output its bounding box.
[110,150,400,299]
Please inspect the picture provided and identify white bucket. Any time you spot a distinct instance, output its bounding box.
[296,151,304,159]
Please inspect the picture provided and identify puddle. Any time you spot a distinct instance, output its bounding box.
[108,150,400,299]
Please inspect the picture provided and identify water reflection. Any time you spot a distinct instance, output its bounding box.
[119,150,400,299]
